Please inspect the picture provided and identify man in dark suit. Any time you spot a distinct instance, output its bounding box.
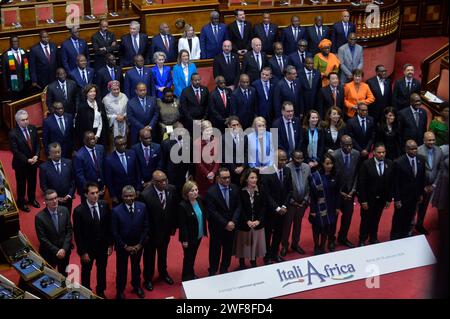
[252,67,274,122]
[112,186,149,299]
[262,149,293,263]
[29,30,57,90]
[35,189,72,276]
[124,54,154,99]
[268,42,289,83]
[391,140,426,240]
[281,16,306,55]
[95,53,123,99]
[208,76,235,132]
[206,167,241,275]
[306,15,330,55]
[105,135,141,205]
[150,23,177,63]
[73,182,113,298]
[358,143,394,245]
[331,10,356,53]
[61,27,90,72]
[232,74,256,129]
[253,12,278,55]
[228,9,253,56]
[132,127,163,190]
[39,142,75,213]
[332,135,360,249]
[222,116,246,186]
[272,101,302,156]
[213,40,240,90]
[2,36,31,99]
[179,73,209,133]
[91,19,119,70]
[140,170,177,291]
[273,65,303,118]
[120,20,150,67]
[242,37,269,84]
[42,102,74,158]
[288,39,313,72]
[200,10,229,59]
[317,72,345,118]
[126,82,159,145]
[73,131,106,199]
[46,68,79,116]
[9,110,40,212]
[392,63,421,111]
[298,57,322,113]
[398,93,428,146]
[366,65,392,122]
[69,54,94,89]
[345,102,376,161]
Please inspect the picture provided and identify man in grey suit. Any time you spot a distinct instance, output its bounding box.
[332,135,360,249]
[281,150,310,256]
[337,33,363,84]
[415,132,443,235]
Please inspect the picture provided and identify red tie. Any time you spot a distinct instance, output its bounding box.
[15,51,21,65]
[196,90,201,103]
[44,45,51,63]
[163,36,169,51]
[221,91,227,108]
[24,128,32,150]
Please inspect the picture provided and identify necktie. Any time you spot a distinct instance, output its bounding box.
[110,68,115,80]
[344,23,348,38]
[163,35,169,51]
[265,24,269,37]
[15,51,21,65]
[244,89,248,100]
[129,205,133,215]
[139,68,143,79]
[133,35,139,53]
[44,45,51,62]
[23,128,32,149]
[55,162,61,174]
[226,55,231,65]
[264,81,269,99]
[293,27,298,41]
[74,40,79,54]
[295,167,304,198]
[301,52,305,64]
[278,57,283,71]
[239,22,244,38]
[223,187,229,208]
[414,111,420,127]
[411,158,416,177]
[308,71,313,88]
[58,117,65,135]
[279,170,283,183]
[344,154,350,170]
[120,153,127,173]
[361,118,366,133]
[213,25,218,41]
[91,148,99,172]
[82,70,87,84]
[159,192,166,209]
[407,81,411,94]
[287,121,295,155]
[378,162,383,176]
[428,149,433,169]
[255,54,260,70]
[196,89,201,103]
[221,90,227,108]
[290,82,295,94]
[61,83,67,99]
[51,212,59,232]
[140,98,146,111]
[317,27,322,39]
[92,205,100,224]
[144,147,150,164]
[332,88,337,106]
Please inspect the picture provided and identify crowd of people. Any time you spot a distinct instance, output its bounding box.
[4,8,449,299]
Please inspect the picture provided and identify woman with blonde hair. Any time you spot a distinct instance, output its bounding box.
[178,24,201,60]
[172,49,197,97]
[151,51,172,99]
[314,39,340,87]
[247,116,275,170]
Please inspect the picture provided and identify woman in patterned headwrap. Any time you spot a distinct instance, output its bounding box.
[103,80,128,148]
[314,39,340,87]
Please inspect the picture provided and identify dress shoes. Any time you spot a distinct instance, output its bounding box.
[273,255,285,263]
[116,292,125,300]
[415,225,429,235]
[161,275,174,285]
[328,241,336,252]
[19,204,30,213]
[280,247,287,257]
[358,241,366,247]
[132,287,145,298]
[368,239,380,244]
[338,239,355,248]
[143,281,153,291]
[291,245,305,255]
[29,200,40,208]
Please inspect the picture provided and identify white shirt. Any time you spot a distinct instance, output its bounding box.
[406,154,417,174]
[54,114,65,130]
[377,76,385,95]
[87,100,102,138]
[253,51,261,69]
[374,158,384,175]
[40,42,51,56]
[85,146,98,165]
[78,67,88,80]
[357,115,367,129]
[154,186,166,204]
[316,25,322,37]
[126,203,135,213]
[52,160,61,171]
[282,116,295,149]
[182,63,189,84]
[87,201,100,220]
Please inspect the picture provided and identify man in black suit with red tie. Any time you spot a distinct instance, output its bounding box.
[73,182,113,298]
[2,36,31,99]
[9,110,40,212]
[29,30,57,90]
[358,144,394,246]
[208,76,235,132]
[179,73,209,134]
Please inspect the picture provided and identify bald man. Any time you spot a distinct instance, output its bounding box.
[331,10,356,53]
[213,40,240,89]
[391,140,426,240]
[398,93,428,146]
[139,170,178,291]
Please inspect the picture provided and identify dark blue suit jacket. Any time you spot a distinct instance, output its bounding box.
[112,201,149,249]
[281,26,306,55]
[288,51,314,72]
[69,67,95,89]
[252,79,274,122]
[105,150,141,199]
[126,95,159,145]
[331,21,356,53]
[120,33,150,67]
[151,65,172,99]
[39,158,75,198]
[61,38,90,72]
[124,66,154,99]
[297,68,322,112]
[306,25,330,55]
[29,42,57,88]
[268,55,289,83]
[150,34,177,62]
[232,87,256,129]
[73,145,106,195]
[131,142,163,184]
[345,116,376,152]
[398,107,428,146]
[273,78,303,118]
[253,23,278,55]
[42,113,74,158]
[200,23,229,59]
[94,65,123,99]
[272,116,302,155]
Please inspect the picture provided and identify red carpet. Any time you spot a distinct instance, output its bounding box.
[0,37,447,299]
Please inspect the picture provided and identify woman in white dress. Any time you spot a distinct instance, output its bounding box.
[178,24,201,60]
[102,80,128,146]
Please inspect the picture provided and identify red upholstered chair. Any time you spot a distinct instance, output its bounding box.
[436,68,449,101]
